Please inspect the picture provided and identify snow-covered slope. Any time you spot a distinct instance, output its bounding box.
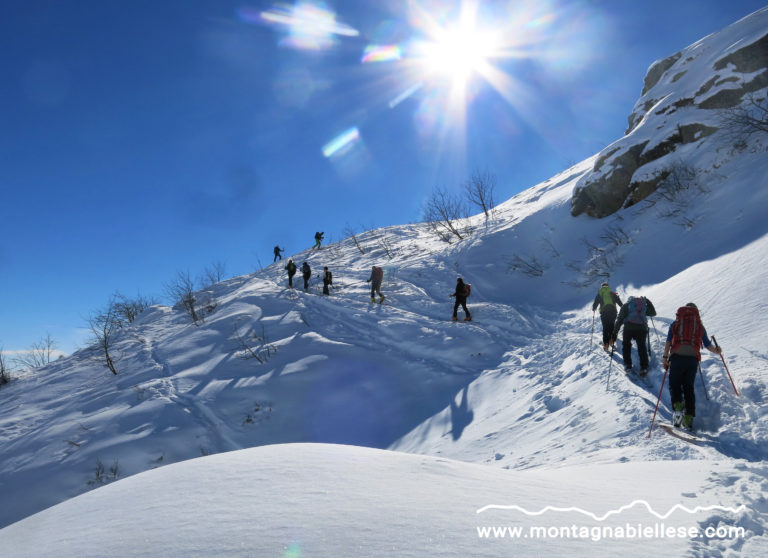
[3,444,765,558]
[2,7,768,557]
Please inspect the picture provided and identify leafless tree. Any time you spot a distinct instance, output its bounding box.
[344,224,367,255]
[164,270,200,325]
[13,333,57,370]
[375,231,397,260]
[463,169,497,220]
[201,261,227,287]
[113,292,156,325]
[88,296,122,375]
[718,92,768,143]
[422,186,468,241]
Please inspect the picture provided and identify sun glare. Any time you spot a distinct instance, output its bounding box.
[419,26,496,84]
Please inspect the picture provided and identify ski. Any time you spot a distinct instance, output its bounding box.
[658,424,702,445]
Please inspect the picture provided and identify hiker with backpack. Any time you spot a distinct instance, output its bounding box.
[592,282,623,350]
[285,259,297,288]
[322,266,333,295]
[366,265,386,303]
[662,303,722,431]
[612,295,656,375]
[301,262,312,291]
[312,232,324,250]
[449,277,472,322]
[273,245,285,262]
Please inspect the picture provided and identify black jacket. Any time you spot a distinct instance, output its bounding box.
[453,279,468,301]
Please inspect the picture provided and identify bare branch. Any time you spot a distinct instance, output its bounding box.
[343,224,367,255]
[164,270,200,325]
[113,292,156,325]
[717,92,768,143]
[0,348,10,385]
[201,261,227,288]
[88,295,122,375]
[12,333,58,370]
[422,186,468,241]
[463,169,497,219]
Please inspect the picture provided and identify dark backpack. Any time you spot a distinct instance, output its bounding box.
[302,263,311,275]
[463,283,471,297]
[625,296,646,325]
[372,266,383,282]
[324,271,332,285]
[671,306,703,358]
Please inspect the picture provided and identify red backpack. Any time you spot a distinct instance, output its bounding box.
[670,306,703,359]
[463,283,471,297]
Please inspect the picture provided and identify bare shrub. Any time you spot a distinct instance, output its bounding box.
[13,333,58,370]
[0,348,11,385]
[718,92,768,143]
[422,186,469,241]
[114,293,156,325]
[563,239,623,288]
[344,224,367,255]
[233,321,278,364]
[507,254,545,277]
[600,225,631,247]
[201,261,227,288]
[375,231,397,260]
[87,458,120,487]
[164,270,201,325]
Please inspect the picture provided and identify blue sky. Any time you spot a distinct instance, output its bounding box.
[1,0,765,356]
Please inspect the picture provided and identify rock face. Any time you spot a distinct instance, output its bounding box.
[571,8,768,218]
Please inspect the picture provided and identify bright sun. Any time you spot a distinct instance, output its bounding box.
[421,27,495,84]
[410,1,500,88]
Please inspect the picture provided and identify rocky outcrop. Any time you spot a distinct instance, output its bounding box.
[642,52,682,95]
[571,9,768,218]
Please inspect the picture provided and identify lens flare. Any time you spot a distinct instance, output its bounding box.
[322,127,361,158]
[256,1,359,50]
[361,45,402,64]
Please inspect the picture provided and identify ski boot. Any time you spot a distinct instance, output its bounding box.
[464,316,472,322]
[451,316,458,322]
[371,297,376,303]
[639,368,649,377]
[379,295,386,304]
[681,414,694,432]
[672,402,685,427]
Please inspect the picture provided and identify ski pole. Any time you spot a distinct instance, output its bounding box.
[648,364,670,438]
[711,335,739,396]
[606,345,615,391]
[646,328,654,361]
[698,363,710,401]
[590,311,595,348]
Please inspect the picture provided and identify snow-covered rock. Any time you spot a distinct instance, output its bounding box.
[571,7,768,218]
